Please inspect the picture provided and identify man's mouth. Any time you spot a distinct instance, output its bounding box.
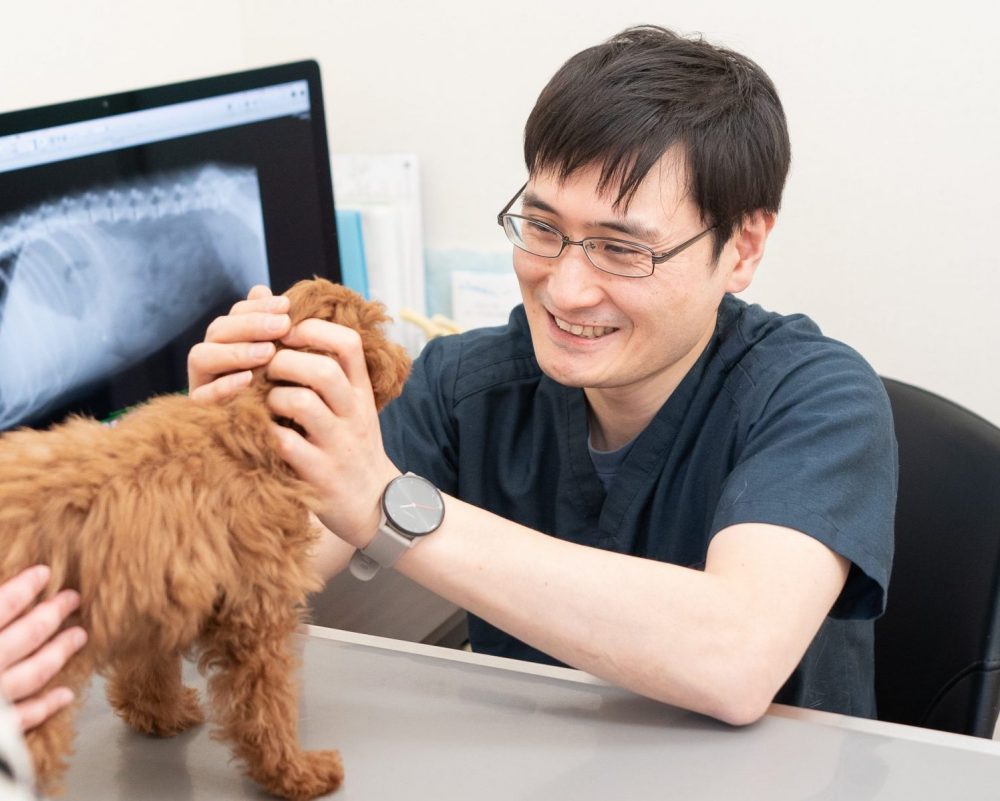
[552,315,618,339]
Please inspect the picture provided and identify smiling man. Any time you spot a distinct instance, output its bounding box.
[189,25,896,724]
[499,155,765,453]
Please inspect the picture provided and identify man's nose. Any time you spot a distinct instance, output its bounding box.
[546,242,604,307]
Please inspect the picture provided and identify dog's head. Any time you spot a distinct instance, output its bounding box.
[270,278,411,411]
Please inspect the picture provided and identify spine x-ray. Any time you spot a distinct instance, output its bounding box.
[0,164,270,429]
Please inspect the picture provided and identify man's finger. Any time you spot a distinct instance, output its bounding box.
[267,349,357,418]
[229,289,288,315]
[270,423,332,489]
[281,319,371,390]
[267,385,345,451]
[187,338,275,396]
[188,370,255,405]
[204,311,290,346]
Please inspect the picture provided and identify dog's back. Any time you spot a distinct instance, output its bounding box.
[0,389,315,656]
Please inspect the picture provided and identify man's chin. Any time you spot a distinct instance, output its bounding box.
[534,354,601,390]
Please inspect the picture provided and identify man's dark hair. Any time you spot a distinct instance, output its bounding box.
[523,25,791,260]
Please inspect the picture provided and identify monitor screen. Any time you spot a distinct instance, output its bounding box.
[0,61,341,431]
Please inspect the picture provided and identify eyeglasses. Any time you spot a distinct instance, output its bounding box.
[497,181,715,278]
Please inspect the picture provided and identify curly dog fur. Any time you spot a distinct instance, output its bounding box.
[0,279,410,800]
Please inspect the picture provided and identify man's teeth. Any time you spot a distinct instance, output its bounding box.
[554,316,616,338]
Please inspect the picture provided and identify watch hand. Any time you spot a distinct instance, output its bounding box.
[399,502,440,511]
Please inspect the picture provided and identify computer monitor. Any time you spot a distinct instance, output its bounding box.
[0,61,341,431]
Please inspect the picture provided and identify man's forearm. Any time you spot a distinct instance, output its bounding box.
[393,493,848,725]
[308,515,355,582]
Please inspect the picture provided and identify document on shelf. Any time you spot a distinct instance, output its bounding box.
[450,270,522,331]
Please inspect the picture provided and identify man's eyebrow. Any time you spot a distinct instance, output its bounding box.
[522,191,558,216]
[521,190,663,243]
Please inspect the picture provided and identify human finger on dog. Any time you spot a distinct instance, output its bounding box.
[188,289,291,401]
[266,352,378,459]
[204,310,290,345]
[267,346,367,418]
[187,342,268,403]
[230,283,279,312]
[280,317,373,390]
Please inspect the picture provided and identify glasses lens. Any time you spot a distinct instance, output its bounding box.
[504,216,563,257]
[585,239,654,277]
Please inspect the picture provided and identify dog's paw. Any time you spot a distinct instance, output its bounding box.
[254,749,344,801]
[114,686,205,736]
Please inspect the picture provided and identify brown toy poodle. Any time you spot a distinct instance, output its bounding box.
[0,278,411,800]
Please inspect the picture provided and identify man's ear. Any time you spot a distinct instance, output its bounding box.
[725,210,776,294]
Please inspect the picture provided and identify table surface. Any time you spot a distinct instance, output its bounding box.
[64,626,1000,800]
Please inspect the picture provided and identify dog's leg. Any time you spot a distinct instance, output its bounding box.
[105,650,204,736]
[200,612,343,801]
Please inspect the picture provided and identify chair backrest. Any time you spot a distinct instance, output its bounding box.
[876,377,1000,737]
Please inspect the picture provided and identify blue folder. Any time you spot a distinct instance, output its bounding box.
[335,209,369,298]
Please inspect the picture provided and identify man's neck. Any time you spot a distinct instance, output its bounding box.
[585,389,661,452]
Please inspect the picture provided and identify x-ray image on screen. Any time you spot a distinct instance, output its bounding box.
[0,63,340,432]
[0,163,269,430]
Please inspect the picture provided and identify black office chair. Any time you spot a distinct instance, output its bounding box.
[875,377,1000,737]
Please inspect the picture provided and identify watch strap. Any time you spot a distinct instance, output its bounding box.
[347,549,382,582]
[348,513,415,581]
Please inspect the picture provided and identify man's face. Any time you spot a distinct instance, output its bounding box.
[513,156,751,412]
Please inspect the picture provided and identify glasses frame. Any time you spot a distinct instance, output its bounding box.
[496,181,716,278]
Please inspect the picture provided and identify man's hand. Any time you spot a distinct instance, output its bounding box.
[187,285,292,403]
[0,566,88,732]
[265,318,401,549]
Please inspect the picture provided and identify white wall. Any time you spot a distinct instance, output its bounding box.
[4,0,999,424]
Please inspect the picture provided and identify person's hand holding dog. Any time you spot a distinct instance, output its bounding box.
[187,285,291,404]
[264,316,401,550]
[0,566,87,732]
[189,285,399,564]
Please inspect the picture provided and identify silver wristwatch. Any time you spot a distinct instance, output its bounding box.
[348,473,445,581]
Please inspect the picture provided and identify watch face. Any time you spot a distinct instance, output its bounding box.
[383,475,445,536]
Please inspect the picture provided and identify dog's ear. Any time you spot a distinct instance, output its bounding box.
[281,278,411,411]
[283,277,354,326]
[365,334,411,411]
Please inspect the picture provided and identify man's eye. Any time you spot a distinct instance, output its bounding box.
[595,241,638,255]
[526,220,557,236]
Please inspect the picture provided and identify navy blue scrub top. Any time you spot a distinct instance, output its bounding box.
[380,294,897,717]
